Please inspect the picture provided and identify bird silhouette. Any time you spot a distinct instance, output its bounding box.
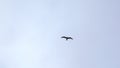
[61,36,73,41]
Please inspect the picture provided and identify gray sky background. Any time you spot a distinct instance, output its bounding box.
[0,0,120,68]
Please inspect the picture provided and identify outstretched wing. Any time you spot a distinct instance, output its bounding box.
[68,37,73,40]
[61,36,66,38]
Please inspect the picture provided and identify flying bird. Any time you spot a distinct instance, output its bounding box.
[61,36,73,41]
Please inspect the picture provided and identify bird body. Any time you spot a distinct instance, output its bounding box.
[61,36,73,40]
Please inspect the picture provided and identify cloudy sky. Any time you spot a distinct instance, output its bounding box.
[0,0,120,68]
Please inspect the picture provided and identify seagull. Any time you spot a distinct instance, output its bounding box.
[61,36,73,41]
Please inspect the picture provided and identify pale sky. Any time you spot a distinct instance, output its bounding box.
[0,0,120,68]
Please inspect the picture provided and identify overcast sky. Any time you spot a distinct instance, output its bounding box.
[0,0,120,68]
